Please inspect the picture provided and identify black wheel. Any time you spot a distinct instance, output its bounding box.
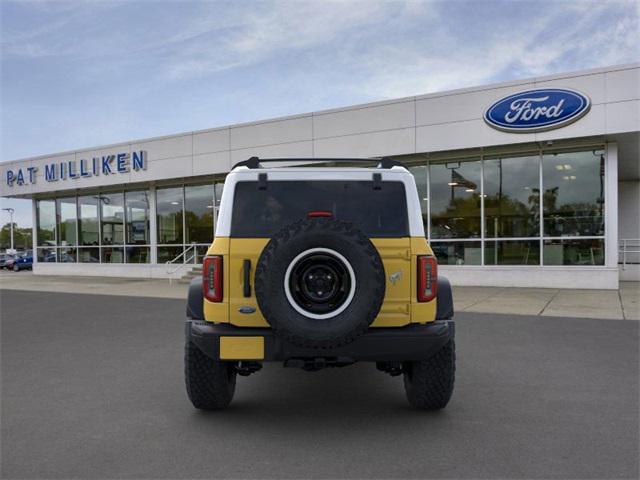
[12,264,19,272]
[254,218,385,349]
[184,341,237,410]
[403,339,456,410]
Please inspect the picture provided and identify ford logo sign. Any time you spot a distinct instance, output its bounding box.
[484,88,591,133]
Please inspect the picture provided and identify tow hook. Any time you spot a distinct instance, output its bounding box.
[235,361,262,376]
[376,361,404,376]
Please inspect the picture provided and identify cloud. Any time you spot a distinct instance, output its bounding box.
[352,0,640,99]
[163,1,401,80]
[1,0,638,164]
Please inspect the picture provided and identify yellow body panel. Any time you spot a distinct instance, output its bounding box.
[228,238,270,327]
[204,236,437,327]
[219,337,264,360]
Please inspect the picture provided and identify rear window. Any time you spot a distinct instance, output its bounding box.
[231,180,409,238]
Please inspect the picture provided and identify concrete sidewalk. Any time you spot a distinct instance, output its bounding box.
[454,282,639,320]
[1,270,638,320]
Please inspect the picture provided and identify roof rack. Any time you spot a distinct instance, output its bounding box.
[233,156,406,170]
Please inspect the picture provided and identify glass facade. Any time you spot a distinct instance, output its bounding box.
[156,186,184,245]
[542,151,605,237]
[78,196,99,246]
[36,200,56,246]
[156,183,219,264]
[36,189,152,264]
[429,159,482,239]
[484,155,540,238]
[409,146,606,266]
[31,148,606,268]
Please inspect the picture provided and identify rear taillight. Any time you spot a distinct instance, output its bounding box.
[307,211,333,218]
[417,255,437,302]
[203,256,223,302]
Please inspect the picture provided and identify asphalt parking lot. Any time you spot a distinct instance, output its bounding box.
[1,289,638,479]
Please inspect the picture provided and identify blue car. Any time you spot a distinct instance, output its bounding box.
[11,252,33,271]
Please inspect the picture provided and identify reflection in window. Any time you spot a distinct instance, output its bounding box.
[408,166,428,234]
[158,246,184,264]
[101,247,124,263]
[484,155,540,238]
[78,247,99,263]
[78,196,99,246]
[37,200,56,246]
[431,241,481,265]
[101,193,124,245]
[157,187,184,244]
[126,246,150,263]
[485,240,540,265]
[185,184,214,244]
[542,150,605,237]
[56,197,77,246]
[125,191,150,245]
[58,247,76,263]
[37,247,56,262]
[544,238,604,265]
[430,160,481,238]
[195,246,209,264]
[214,182,225,220]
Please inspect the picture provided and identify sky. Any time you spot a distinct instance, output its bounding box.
[1,0,639,227]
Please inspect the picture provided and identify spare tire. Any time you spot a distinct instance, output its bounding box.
[255,218,385,349]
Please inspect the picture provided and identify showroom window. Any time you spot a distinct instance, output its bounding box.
[542,150,605,237]
[542,149,605,265]
[35,190,152,264]
[125,190,151,264]
[100,192,124,263]
[408,146,606,266]
[484,155,540,238]
[36,199,56,262]
[56,197,77,262]
[185,184,215,263]
[78,195,100,262]
[156,183,221,264]
[428,158,482,265]
[156,186,185,263]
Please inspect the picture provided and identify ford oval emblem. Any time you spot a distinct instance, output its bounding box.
[484,88,591,133]
[238,306,256,314]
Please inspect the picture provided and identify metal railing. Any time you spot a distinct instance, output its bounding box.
[619,239,640,269]
[166,243,198,283]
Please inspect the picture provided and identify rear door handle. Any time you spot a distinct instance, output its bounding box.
[243,259,251,297]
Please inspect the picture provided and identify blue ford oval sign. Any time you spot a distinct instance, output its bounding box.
[484,88,591,133]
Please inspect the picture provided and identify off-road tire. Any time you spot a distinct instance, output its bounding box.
[403,339,456,410]
[255,218,385,349]
[185,341,237,410]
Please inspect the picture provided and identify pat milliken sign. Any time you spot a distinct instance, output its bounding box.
[484,88,591,133]
[5,150,147,187]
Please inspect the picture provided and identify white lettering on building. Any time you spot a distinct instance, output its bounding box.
[504,96,565,123]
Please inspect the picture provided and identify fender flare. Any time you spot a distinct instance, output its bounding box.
[186,277,204,320]
[436,276,454,320]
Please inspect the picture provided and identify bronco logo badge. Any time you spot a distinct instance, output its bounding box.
[389,271,403,285]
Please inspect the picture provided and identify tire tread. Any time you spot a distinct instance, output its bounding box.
[403,339,456,410]
[184,341,236,410]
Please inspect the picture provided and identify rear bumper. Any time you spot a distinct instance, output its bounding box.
[186,320,454,362]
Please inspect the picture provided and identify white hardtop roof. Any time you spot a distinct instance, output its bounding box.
[231,165,410,175]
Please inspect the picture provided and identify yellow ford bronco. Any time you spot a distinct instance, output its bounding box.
[185,157,455,410]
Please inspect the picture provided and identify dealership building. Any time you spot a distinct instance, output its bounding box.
[1,63,638,289]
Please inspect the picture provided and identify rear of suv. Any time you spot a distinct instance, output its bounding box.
[185,157,455,410]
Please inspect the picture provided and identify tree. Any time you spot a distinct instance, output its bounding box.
[0,223,32,251]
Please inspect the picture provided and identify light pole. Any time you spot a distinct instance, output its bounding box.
[2,207,15,251]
